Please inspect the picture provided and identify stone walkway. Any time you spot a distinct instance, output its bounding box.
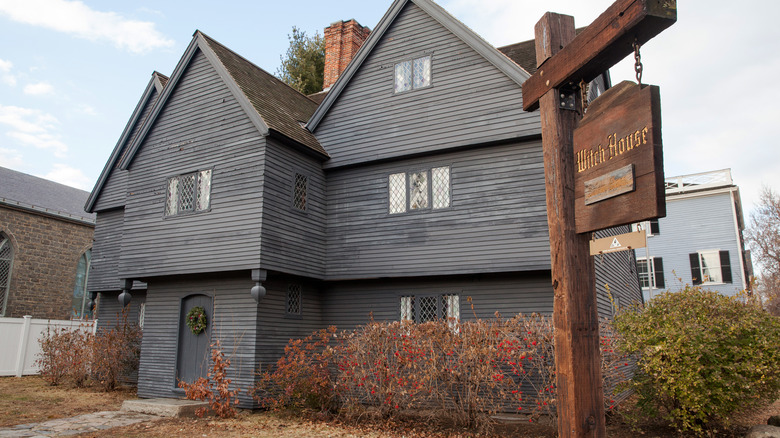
[0,410,162,437]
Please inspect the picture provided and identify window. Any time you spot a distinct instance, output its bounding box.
[71,249,92,319]
[0,234,13,317]
[139,302,146,330]
[637,257,665,289]
[165,169,212,216]
[400,294,459,330]
[631,219,659,236]
[286,284,301,315]
[389,166,450,214]
[690,250,732,285]
[394,56,431,93]
[293,173,307,211]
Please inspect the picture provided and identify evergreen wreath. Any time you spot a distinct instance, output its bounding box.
[186,306,208,335]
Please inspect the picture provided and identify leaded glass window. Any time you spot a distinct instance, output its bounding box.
[389,173,407,214]
[418,296,437,323]
[286,284,301,315]
[442,294,460,330]
[71,249,91,319]
[293,173,307,211]
[394,56,431,93]
[165,169,212,216]
[409,171,429,210]
[399,293,459,328]
[0,234,13,317]
[431,166,450,209]
[400,296,414,322]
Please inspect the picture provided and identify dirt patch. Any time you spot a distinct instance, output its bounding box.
[0,376,135,427]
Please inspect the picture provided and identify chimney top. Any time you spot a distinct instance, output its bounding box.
[323,19,371,91]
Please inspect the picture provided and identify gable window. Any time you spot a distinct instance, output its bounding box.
[637,257,665,290]
[631,219,659,236]
[286,284,301,316]
[293,173,307,211]
[165,169,212,216]
[389,166,450,214]
[400,294,459,330]
[71,249,92,319]
[394,56,431,93]
[690,250,732,285]
[0,234,13,317]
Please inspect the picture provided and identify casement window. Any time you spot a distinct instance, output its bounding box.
[631,219,660,236]
[71,249,92,319]
[394,56,431,93]
[400,294,460,330]
[286,284,301,316]
[139,302,146,330]
[293,173,307,211]
[165,169,212,216]
[0,234,13,317]
[690,250,732,285]
[389,166,450,214]
[637,257,665,290]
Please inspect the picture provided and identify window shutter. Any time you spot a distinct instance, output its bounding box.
[719,250,732,283]
[689,253,702,285]
[650,219,660,235]
[653,257,665,289]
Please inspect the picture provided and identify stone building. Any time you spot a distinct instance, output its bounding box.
[0,166,95,319]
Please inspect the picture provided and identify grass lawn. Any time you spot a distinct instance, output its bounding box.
[1,376,777,437]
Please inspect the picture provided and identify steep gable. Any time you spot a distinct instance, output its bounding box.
[310,0,540,169]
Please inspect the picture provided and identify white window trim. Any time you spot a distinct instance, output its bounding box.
[637,257,658,290]
[698,249,725,285]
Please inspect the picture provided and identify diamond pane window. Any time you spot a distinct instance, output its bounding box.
[418,296,437,323]
[413,56,431,89]
[400,296,414,322]
[394,60,412,93]
[409,171,429,210]
[389,173,407,214]
[165,169,213,216]
[443,294,460,331]
[0,234,13,317]
[287,284,301,315]
[431,166,450,209]
[293,173,307,211]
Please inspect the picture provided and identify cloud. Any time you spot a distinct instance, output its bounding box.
[0,147,24,168]
[0,58,16,86]
[42,163,92,190]
[23,81,54,95]
[0,105,67,157]
[0,0,175,54]
[0,58,11,72]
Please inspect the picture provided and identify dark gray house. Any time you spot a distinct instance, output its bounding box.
[86,0,641,406]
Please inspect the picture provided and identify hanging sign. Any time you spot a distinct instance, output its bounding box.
[589,229,646,255]
[574,81,665,234]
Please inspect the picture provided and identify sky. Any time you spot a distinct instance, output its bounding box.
[0,0,778,219]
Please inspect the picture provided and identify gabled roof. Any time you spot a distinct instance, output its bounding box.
[497,39,538,74]
[118,31,326,171]
[85,71,168,213]
[306,0,532,131]
[1,166,95,224]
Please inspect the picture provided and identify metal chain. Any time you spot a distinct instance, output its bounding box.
[579,79,590,113]
[633,38,643,85]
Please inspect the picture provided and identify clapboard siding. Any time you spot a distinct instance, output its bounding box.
[325,140,550,279]
[322,271,553,329]
[88,208,125,291]
[93,89,160,212]
[96,290,147,330]
[120,49,266,279]
[314,2,539,169]
[636,190,746,297]
[259,139,326,278]
[592,225,643,317]
[137,273,257,407]
[255,274,324,375]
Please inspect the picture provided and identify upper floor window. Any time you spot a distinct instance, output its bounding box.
[72,249,92,319]
[389,166,450,214]
[0,233,13,317]
[395,56,431,93]
[637,257,665,290]
[690,250,732,285]
[631,219,659,236]
[165,169,212,216]
[293,173,307,211]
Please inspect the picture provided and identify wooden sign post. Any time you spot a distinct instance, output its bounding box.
[522,1,676,437]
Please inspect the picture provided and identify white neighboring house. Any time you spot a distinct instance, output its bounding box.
[634,169,752,301]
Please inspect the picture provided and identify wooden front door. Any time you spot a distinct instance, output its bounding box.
[176,294,212,386]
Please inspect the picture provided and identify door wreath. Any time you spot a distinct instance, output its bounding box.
[186,306,208,335]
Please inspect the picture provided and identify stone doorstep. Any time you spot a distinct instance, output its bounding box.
[121,399,209,418]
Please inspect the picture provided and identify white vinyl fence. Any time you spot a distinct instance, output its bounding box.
[0,316,97,377]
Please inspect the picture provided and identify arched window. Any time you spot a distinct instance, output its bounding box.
[71,249,92,319]
[0,233,13,317]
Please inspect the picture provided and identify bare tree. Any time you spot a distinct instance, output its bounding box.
[745,186,780,315]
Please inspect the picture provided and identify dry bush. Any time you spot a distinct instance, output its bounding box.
[179,340,241,418]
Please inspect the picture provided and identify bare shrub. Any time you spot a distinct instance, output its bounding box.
[179,340,241,418]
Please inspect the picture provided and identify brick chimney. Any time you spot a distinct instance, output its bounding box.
[323,19,371,90]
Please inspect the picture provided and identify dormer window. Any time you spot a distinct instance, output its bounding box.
[165,169,212,216]
[394,56,431,93]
